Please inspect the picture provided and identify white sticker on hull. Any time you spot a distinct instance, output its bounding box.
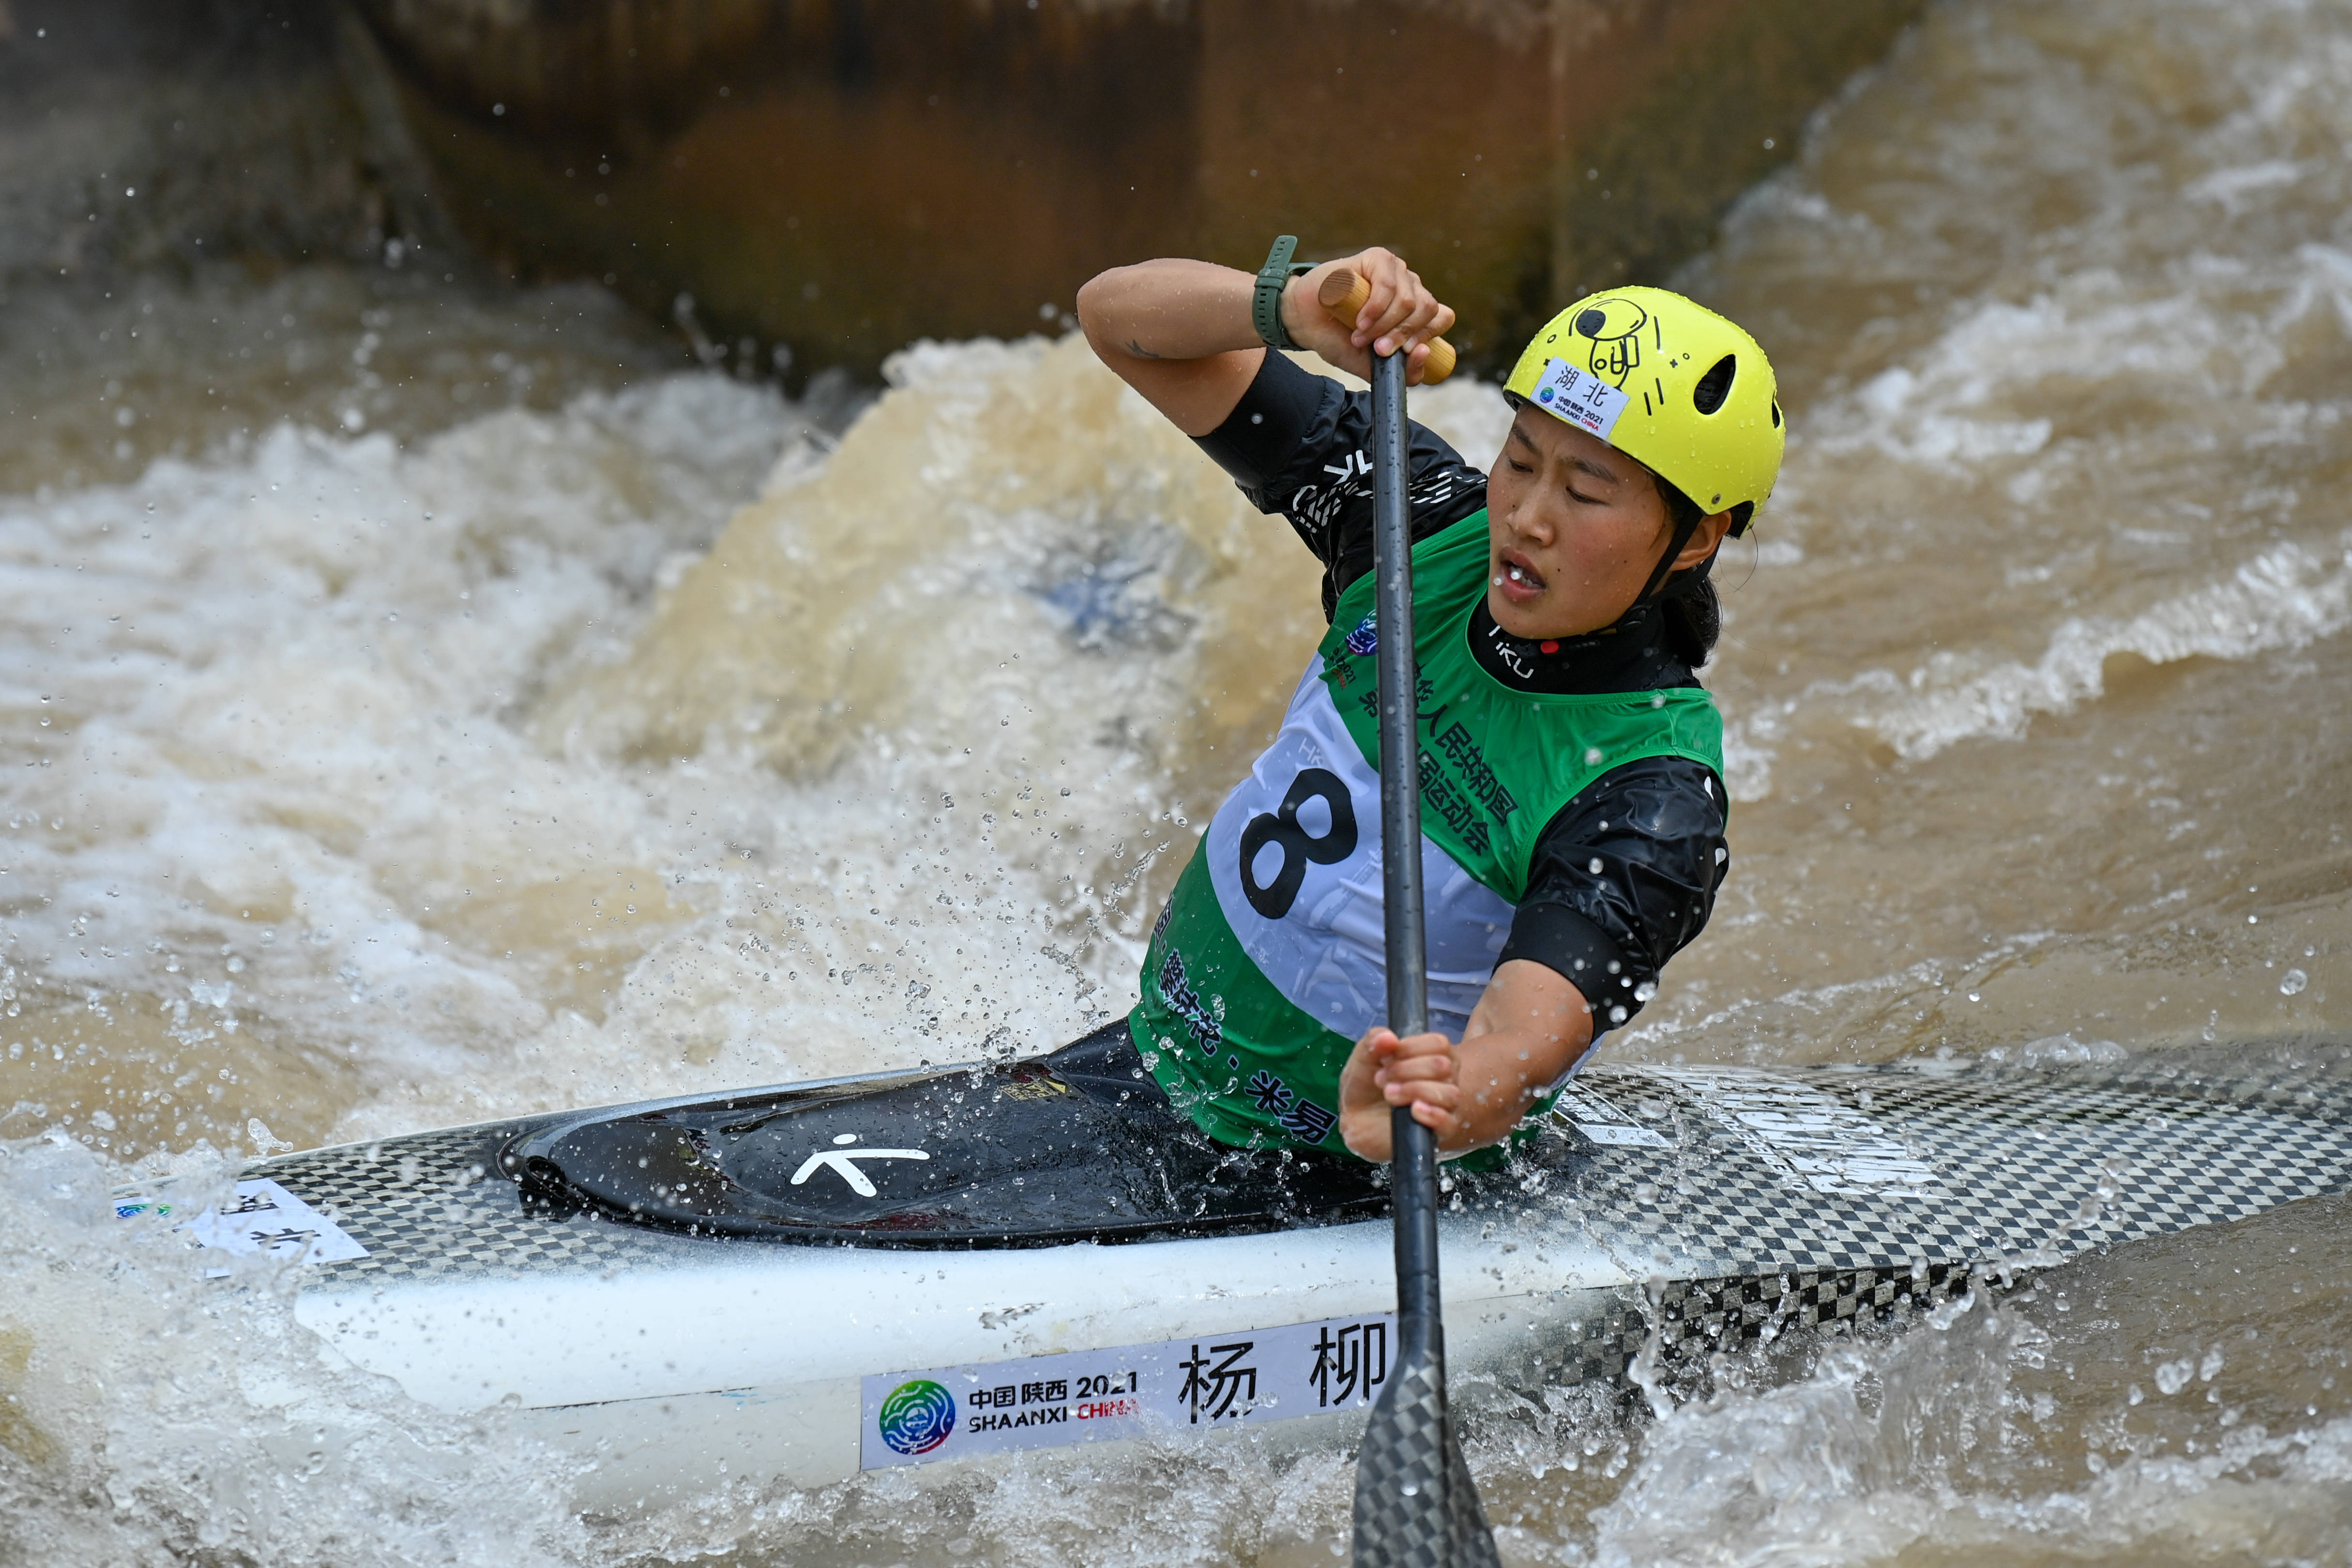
[178,1178,369,1269]
[1552,1083,1675,1148]
[860,1310,1396,1469]
[1659,1069,1942,1197]
[1574,1120,1673,1149]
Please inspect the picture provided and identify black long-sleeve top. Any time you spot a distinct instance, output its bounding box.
[1193,350,1729,1031]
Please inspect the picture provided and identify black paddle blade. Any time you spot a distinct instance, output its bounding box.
[1351,1342,1500,1568]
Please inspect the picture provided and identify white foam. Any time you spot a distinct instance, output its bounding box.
[0,1134,590,1566]
[1592,1290,2352,1568]
[1727,535,2352,798]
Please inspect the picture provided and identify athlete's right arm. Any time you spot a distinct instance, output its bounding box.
[1337,961,1592,1161]
[1074,250,1456,436]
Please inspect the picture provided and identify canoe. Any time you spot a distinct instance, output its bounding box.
[158,1041,2352,1510]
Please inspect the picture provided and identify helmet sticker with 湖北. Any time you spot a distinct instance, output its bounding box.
[1505,285,1786,529]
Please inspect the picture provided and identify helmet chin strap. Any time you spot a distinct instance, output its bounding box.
[1633,506,1707,608]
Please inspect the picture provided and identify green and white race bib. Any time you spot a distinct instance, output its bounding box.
[1130,510,1725,1156]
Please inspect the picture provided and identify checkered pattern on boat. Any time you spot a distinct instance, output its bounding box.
[1533,1060,2352,1278]
[1503,1055,2352,1380]
[257,1057,2352,1385]
[254,1121,703,1282]
[1528,1263,1977,1391]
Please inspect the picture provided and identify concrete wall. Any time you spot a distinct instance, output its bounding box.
[0,0,1924,381]
[0,0,454,289]
[357,0,1924,381]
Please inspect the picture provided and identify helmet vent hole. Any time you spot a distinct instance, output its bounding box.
[1693,354,1737,415]
[1770,399,1782,428]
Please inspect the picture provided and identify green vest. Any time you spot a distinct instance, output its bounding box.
[1127,510,1724,1157]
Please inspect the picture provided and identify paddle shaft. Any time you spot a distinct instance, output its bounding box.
[1368,347,1443,1355]
[1349,295,1496,1568]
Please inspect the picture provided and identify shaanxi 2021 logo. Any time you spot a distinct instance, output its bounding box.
[877,1379,957,1455]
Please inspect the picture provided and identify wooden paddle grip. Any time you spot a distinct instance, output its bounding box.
[1317,267,1458,384]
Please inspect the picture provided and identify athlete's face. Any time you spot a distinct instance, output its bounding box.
[1483,408,1719,640]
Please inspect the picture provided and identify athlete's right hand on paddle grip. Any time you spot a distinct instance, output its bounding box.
[1318,267,1457,384]
[1285,248,1457,386]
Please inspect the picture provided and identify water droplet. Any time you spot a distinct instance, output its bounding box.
[2280,968,2307,996]
[1586,857,1604,874]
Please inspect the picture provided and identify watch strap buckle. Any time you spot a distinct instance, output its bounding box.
[1254,235,1317,352]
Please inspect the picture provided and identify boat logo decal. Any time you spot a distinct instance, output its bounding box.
[790,1132,931,1197]
[877,1379,957,1456]
[860,1310,1395,1470]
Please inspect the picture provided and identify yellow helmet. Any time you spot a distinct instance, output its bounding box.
[1502,286,1784,534]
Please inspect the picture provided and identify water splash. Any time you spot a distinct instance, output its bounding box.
[0,1133,588,1567]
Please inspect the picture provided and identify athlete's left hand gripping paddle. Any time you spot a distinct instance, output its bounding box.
[1345,303,1499,1568]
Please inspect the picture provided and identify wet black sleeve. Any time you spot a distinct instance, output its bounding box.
[1193,350,1488,621]
[1500,755,1729,1033]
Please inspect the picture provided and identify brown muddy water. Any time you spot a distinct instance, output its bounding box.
[4,0,2351,1562]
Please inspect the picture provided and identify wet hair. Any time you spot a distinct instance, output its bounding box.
[1649,478,1753,670]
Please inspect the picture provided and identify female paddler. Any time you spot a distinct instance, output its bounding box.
[1062,243,1785,1164]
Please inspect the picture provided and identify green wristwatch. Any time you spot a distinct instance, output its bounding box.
[1253,235,1317,352]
